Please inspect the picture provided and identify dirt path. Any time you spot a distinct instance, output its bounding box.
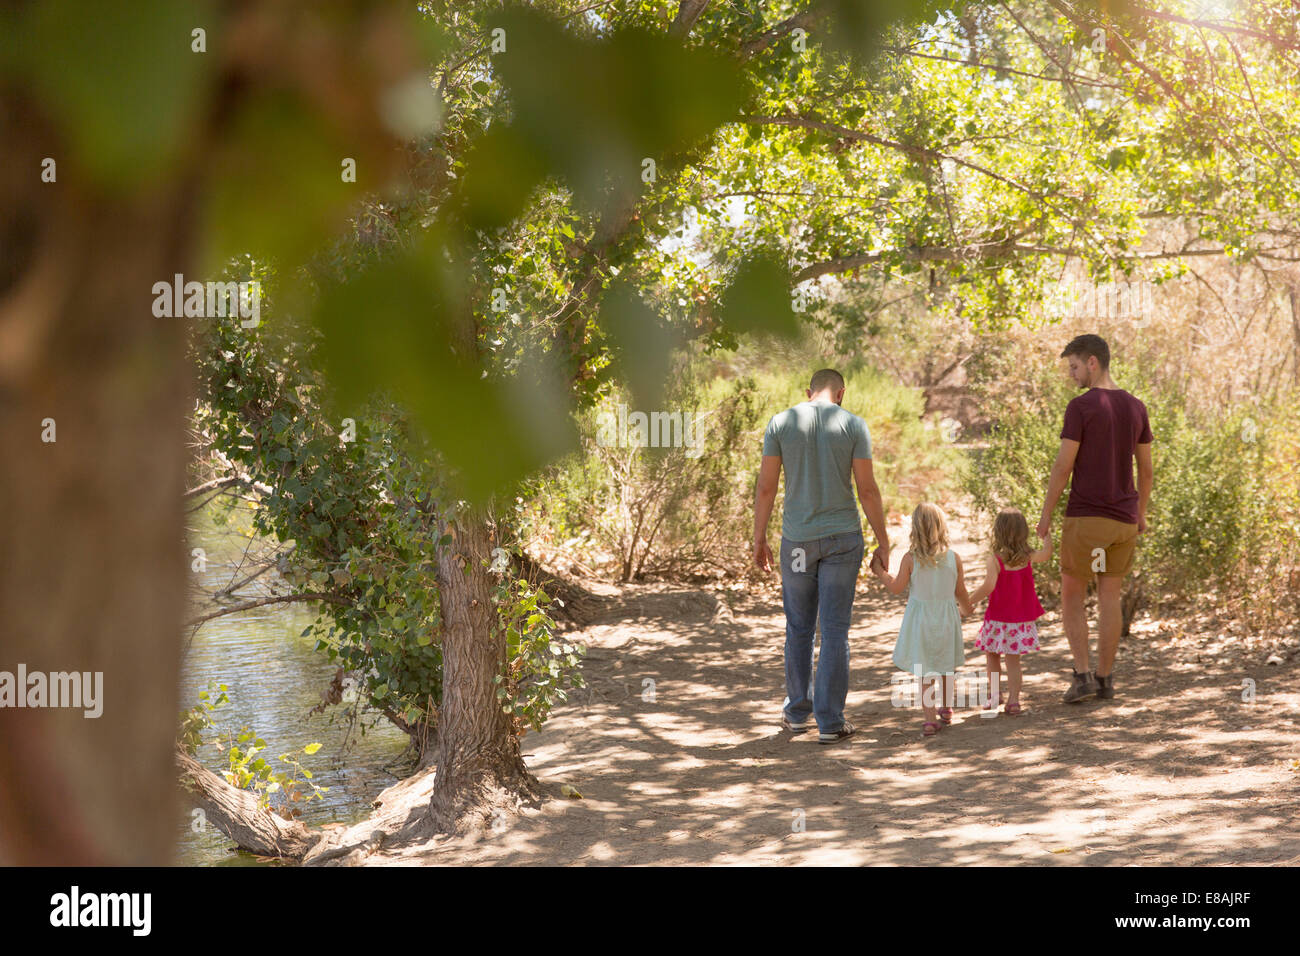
[366,505,1300,866]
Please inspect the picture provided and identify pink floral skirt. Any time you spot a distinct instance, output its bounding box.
[975,619,1040,655]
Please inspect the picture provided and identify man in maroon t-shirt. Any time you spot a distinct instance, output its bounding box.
[1037,334,1153,704]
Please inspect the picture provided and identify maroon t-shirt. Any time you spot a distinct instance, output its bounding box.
[1060,387,1152,523]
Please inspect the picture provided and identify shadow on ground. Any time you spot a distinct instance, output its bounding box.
[369,552,1300,866]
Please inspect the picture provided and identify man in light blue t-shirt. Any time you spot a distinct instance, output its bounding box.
[754,369,889,744]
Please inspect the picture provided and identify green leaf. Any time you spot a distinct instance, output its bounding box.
[597,282,682,411]
[315,235,579,503]
[477,8,746,219]
[718,253,800,339]
[14,0,212,187]
[201,90,357,270]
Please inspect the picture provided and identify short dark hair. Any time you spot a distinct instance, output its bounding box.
[809,368,845,393]
[1060,334,1109,371]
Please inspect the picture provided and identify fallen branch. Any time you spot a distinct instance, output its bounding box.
[176,747,322,861]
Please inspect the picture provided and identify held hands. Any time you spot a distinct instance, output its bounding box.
[869,547,889,580]
[1036,514,1051,540]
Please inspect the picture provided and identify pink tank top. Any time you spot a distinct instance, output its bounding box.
[985,555,1045,624]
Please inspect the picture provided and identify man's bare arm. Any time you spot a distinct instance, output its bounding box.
[1135,441,1153,533]
[852,457,890,570]
[753,455,782,571]
[1037,438,1080,538]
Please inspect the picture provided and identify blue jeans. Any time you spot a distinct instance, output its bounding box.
[780,530,864,733]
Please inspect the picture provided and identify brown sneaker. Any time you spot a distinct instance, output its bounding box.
[1063,669,1098,703]
[1095,673,1115,700]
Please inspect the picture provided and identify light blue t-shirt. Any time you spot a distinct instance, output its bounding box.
[762,399,872,541]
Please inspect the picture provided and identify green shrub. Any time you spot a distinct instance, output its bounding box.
[492,570,585,735]
[522,367,764,581]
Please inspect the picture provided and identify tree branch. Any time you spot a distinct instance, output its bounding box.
[669,0,711,38]
[739,5,831,58]
[878,42,1125,91]
[740,112,1107,252]
[184,474,274,498]
[1042,0,1190,108]
[186,592,351,629]
[1126,5,1300,52]
[795,240,1244,282]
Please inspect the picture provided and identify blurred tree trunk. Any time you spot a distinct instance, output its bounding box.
[0,102,193,863]
[0,0,427,864]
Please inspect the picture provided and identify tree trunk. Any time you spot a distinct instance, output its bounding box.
[426,502,540,832]
[176,748,322,861]
[0,102,193,864]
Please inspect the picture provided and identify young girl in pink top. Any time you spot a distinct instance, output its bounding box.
[964,508,1051,715]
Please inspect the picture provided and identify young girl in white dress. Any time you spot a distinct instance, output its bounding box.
[872,503,970,737]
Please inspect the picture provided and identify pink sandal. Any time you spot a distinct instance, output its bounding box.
[1005,700,1024,715]
[922,721,941,737]
[937,707,953,724]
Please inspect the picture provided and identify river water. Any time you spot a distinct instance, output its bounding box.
[177,503,411,865]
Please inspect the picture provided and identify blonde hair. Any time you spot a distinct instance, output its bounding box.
[909,503,950,567]
[992,508,1033,568]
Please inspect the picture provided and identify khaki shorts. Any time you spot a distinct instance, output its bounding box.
[1060,515,1139,582]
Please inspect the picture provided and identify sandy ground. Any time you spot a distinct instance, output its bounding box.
[362,506,1300,866]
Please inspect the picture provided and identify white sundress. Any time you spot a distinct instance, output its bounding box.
[892,548,965,675]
